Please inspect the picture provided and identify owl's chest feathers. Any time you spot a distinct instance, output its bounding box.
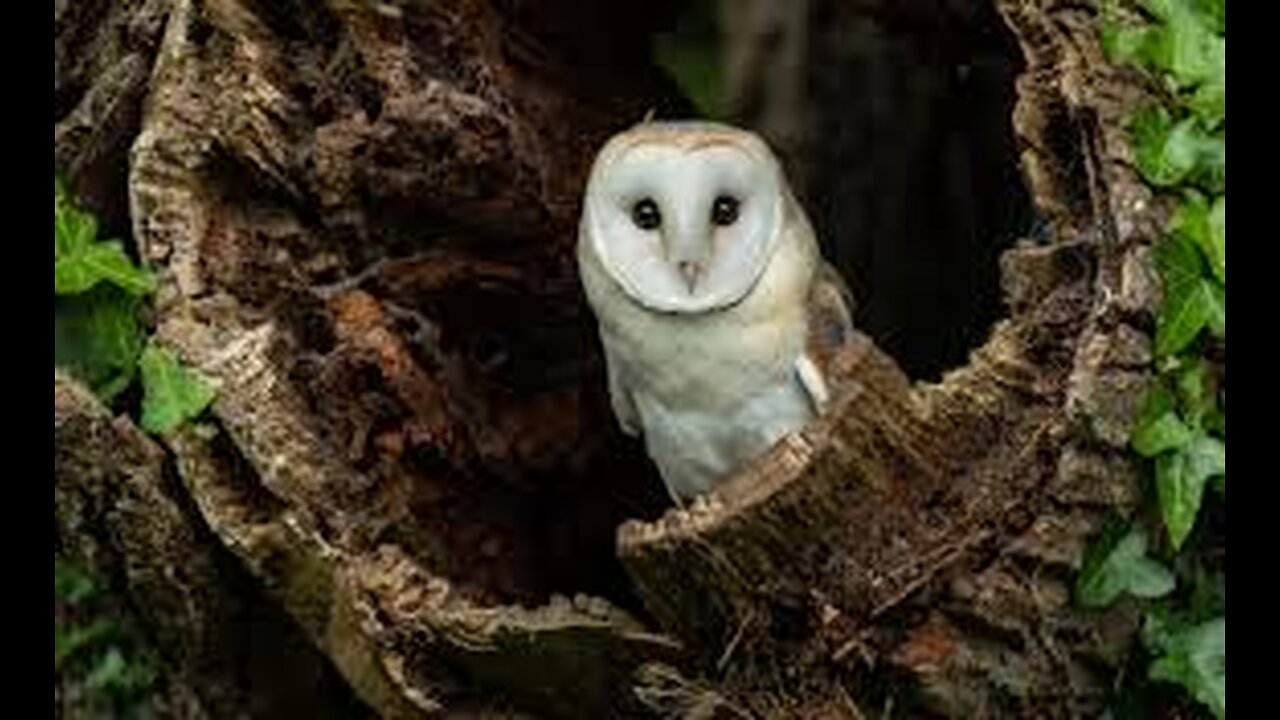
[602,297,808,413]
[599,299,813,499]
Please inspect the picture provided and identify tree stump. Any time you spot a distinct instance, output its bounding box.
[54,0,1168,717]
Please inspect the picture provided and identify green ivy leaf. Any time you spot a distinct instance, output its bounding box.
[54,240,157,297]
[54,204,97,261]
[1203,409,1225,437]
[1173,359,1220,430]
[1130,0,1224,80]
[1103,21,1160,68]
[1132,106,1176,185]
[1204,281,1225,337]
[1155,227,1204,301]
[1186,434,1225,484]
[1170,192,1209,266]
[1140,381,1178,419]
[1132,411,1193,457]
[54,288,145,401]
[1190,127,1226,194]
[1206,195,1225,283]
[1171,192,1226,285]
[1155,233,1223,355]
[1188,0,1225,34]
[54,560,100,606]
[1182,69,1223,128]
[1148,616,1225,719]
[1156,273,1220,356]
[1132,108,1224,193]
[1076,524,1175,608]
[54,620,119,670]
[1156,435,1224,550]
[139,345,217,435]
[1161,10,1224,90]
[1167,119,1224,194]
[85,648,131,692]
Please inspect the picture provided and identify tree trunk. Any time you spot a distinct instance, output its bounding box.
[54,0,1168,717]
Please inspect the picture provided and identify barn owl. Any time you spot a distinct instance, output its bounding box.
[577,121,856,504]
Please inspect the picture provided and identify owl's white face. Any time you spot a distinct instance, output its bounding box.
[581,124,785,313]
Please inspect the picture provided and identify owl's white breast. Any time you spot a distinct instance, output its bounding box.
[580,217,820,498]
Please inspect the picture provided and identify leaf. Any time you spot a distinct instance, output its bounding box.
[1103,21,1160,68]
[54,620,118,670]
[1207,195,1225,283]
[84,647,156,699]
[1188,127,1226,194]
[139,345,217,434]
[1149,617,1225,719]
[1188,0,1226,34]
[1186,434,1225,483]
[1156,275,1220,355]
[1187,59,1225,129]
[1170,191,1210,263]
[1204,281,1225,337]
[1132,411,1193,457]
[1161,9,1224,89]
[1154,233,1222,355]
[1131,0,1224,82]
[1171,192,1225,285]
[1203,408,1225,437]
[1166,119,1224,194]
[54,560,99,605]
[54,288,145,399]
[1155,214,1206,297]
[1132,106,1177,185]
[1155,435,1224,550]
[1076,524,1175,608]
[1132,108,1225,192]
[1173,358,1221,429]
[85,648,129,691]
[54,204,97,261]
[54,240,157,297]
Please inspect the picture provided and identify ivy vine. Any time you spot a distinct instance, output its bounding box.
[1076,1,1225,717]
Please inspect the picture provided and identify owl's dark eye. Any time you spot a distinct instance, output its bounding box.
[631,198,661,230]
[712,195,739,226]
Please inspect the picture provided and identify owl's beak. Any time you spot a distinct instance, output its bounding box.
[677,261,703,293]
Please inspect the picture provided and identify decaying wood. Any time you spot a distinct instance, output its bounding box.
[54,0,1168,717]
[54,371,373,719]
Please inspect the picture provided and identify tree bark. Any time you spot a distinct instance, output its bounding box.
[54,0,1169,717]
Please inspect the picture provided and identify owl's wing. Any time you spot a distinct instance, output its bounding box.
[605,350,642,437]
[796,262,857,412]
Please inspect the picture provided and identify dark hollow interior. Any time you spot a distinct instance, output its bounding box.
[805,3,1034,382]
[656,1,1035,381]
[487,0,1037,610]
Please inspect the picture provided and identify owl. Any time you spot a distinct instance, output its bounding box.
[577,121,856,504]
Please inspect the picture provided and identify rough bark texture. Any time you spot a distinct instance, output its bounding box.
[54,0,1167,717]
[54,371,374,719]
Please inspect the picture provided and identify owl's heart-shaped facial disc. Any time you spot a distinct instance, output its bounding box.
[581,125,785,313]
